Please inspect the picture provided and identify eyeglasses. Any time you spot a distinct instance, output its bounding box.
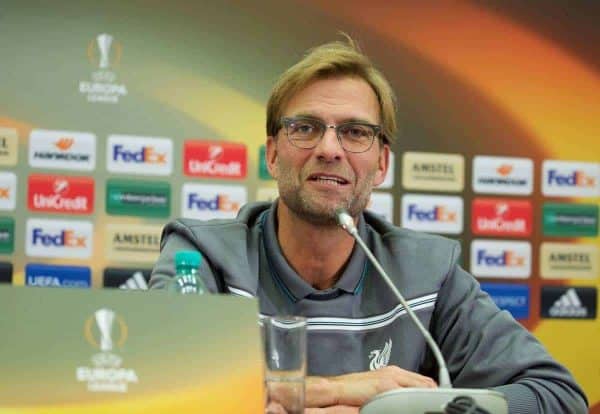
[279,117,382,153]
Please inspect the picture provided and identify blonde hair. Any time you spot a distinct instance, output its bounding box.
[266,34,397,144]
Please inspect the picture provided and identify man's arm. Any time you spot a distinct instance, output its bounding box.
[429,263,588,414]
[303,366,437,410]
[149,227,222,292]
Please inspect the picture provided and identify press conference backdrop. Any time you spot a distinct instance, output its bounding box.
[1,0,599,410]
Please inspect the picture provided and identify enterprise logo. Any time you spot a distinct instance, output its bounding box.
[26,219,93,259]
[542,160,600,197]
[107,135,173,175]
[25,263,91,288]
[184,140,247,179]
[472,156,533,195]
[401,194,463,234]
[480,283,530,320]
[28,129,96,171]
[0,217,15,254]
[182,183,247,220]
[470,240,531,278]
[543,203,598,237]
[106,179,170,218]
[471,198,532,237]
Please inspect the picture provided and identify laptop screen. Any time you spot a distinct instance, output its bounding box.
[0,285,264,413]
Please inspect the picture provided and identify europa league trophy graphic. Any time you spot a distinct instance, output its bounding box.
[95,308,115,352]
[96,33,113,69]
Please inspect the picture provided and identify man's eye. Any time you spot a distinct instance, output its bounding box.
[342,125,369,138]
[293,123,315,134]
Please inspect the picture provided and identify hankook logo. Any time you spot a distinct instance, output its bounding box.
[472,156,533,195]
[28,129,96,171]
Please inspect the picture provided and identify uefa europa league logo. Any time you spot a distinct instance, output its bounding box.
[95,308,115,352]
[96,33,113,69]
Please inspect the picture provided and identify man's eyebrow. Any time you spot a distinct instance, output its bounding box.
[289,113,376,124]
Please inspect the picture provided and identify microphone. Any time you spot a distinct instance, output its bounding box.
[335,208,508,414]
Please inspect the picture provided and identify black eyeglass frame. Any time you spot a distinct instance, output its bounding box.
[279,116,384,153]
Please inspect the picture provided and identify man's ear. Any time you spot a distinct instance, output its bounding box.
[266,135,279,179]
[373,143,390,187]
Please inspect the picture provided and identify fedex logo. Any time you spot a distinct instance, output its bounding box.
[547,170,595,187]
[470,240,531,278]
[401,194,463,234]
[182,183,247,220]
[407,205,456,222]
[542,160,600,197]
[184,140,247,179]
[0,172,16,211]
[112,145,167,164]
[187,193,240,212]
[26,219,93,259]
[476,250,526,267]
[32,228,87,247]
[107,135,173,175]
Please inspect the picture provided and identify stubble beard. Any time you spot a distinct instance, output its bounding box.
[276,159,376,226]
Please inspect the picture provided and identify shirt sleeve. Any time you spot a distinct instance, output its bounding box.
[430,259,588,413]
[148,223,222,293]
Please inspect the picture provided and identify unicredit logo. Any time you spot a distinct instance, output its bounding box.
[31,228,87,247]
[184,141,247,179]
[547,170,595,187]
[407,204,456,222]
[28,175,94,214]
[112,145,166,164]
[187,193,239,212]
[476,250,525,267]
[472,198,531,237]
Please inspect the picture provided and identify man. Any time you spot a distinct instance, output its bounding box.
[151,37,587,413]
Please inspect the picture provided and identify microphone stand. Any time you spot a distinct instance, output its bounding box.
[335,209,508,414]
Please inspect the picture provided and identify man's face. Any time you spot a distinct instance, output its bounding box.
[266,76,389,225]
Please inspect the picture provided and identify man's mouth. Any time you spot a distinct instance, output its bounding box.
[307,174,349,186]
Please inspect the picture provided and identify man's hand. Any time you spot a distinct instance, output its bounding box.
[306,366,437,409]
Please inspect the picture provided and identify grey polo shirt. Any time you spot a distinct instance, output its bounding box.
[257,205,436,376]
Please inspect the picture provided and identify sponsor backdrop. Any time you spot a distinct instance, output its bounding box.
[1,0,599,409]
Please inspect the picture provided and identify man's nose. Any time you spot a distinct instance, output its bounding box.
[313,126,344,160]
